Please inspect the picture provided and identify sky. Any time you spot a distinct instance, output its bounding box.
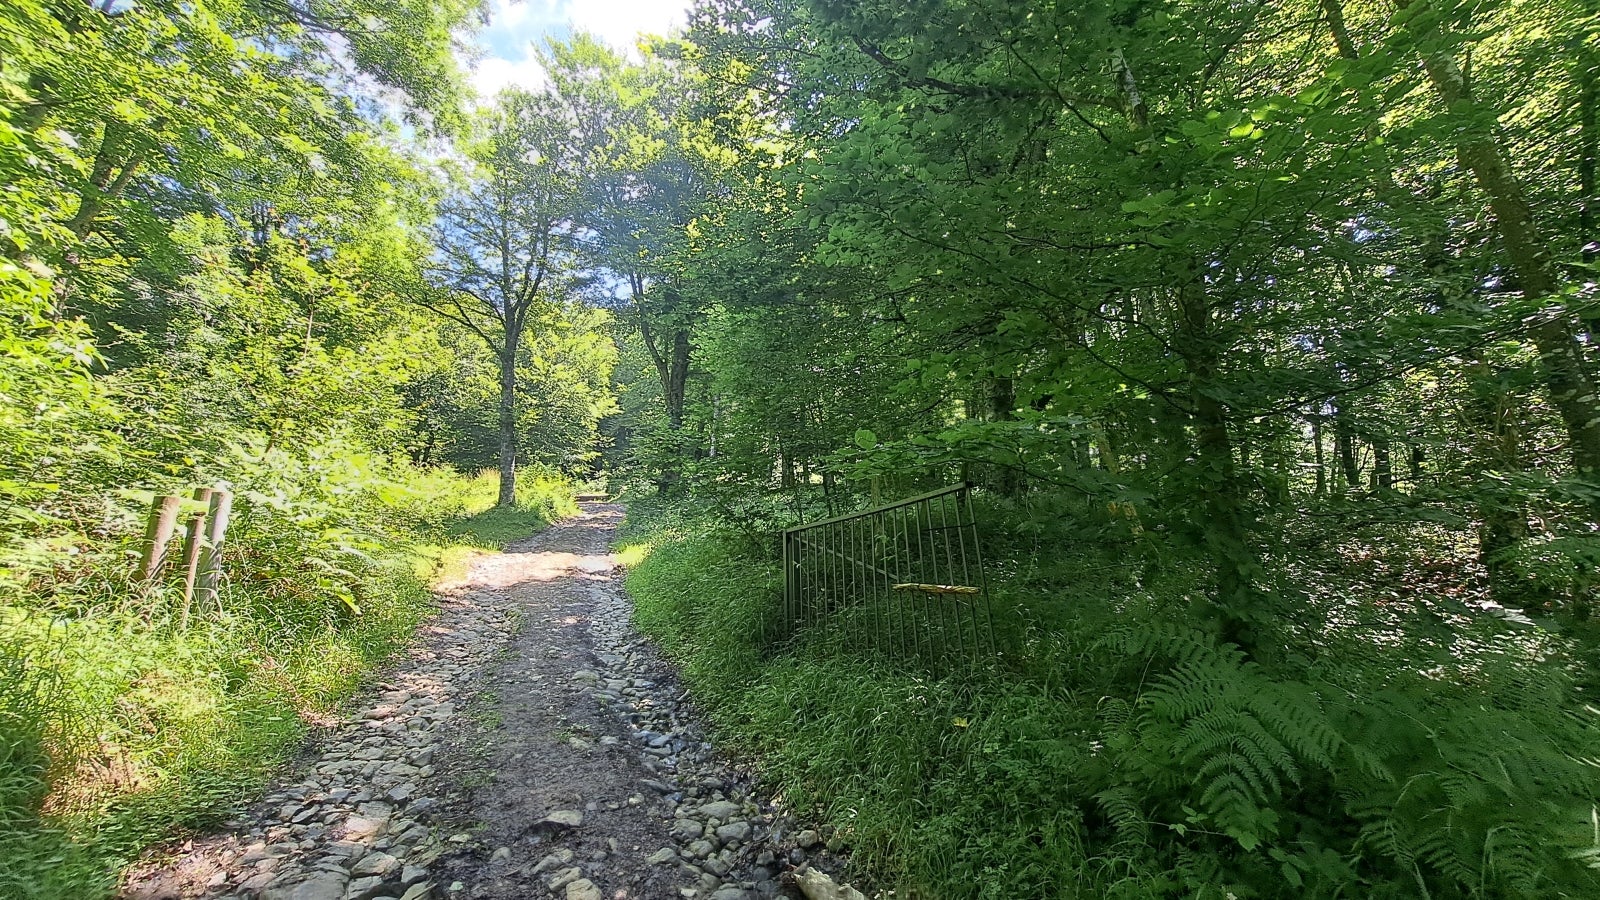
[466,0,694,99]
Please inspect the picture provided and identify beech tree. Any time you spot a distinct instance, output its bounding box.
[425,89,587,507]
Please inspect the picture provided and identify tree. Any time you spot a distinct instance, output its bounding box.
[540,35,772,489]
[424,89,588,507]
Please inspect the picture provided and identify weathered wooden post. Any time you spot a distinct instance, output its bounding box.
[179,487,214,630]
[194,489,233,615]
[783,530,801,635]
[136,495,183,580]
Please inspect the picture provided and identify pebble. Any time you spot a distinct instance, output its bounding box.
[532,849,575,875]
[699,801,742,821]
[125,508,847,900]
[546,867,583,890]
[352,852,399,878]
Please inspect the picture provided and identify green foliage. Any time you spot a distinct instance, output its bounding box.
[624,503,1600,898]
[0,457,575,898]
[439,469,581,549]
[0,4,611,895]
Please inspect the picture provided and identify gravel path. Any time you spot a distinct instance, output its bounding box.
[122,503,847,900]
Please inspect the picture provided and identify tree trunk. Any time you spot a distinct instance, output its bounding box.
[66,123,147,241]
[1311,415,1327,497]
[1333,401,1360,492]
[1405,11,1600,487]
[665,328,690,430]
[1177,278,1257,650]
[988,375,1022,495]
[1095,427,1120,474]
[1372,440,1393,492]
[496,337,519,508]
[1581,37,1597,272]
[1461,351,1533,606]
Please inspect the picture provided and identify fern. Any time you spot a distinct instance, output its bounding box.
[1094,786,1150,846]
[1088,617,1600,896]
[1330,649,1600,896]
[1101,624,1343,851]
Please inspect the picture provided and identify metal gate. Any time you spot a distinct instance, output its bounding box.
[775,484,993,664]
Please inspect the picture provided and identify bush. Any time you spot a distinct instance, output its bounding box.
[621,503,1600,899]
[0,446,575,899]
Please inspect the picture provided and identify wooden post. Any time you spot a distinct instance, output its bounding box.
[137,495,183,580]
[784,531,801,631]
[179,487,214,631]
[194,489,233,615]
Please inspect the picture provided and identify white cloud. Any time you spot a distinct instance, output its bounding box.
[463,0,690,104]
[489,0,536,29]
[565,0,690,55]
[468,55,547,100]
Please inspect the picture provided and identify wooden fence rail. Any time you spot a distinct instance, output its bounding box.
[136,486,233,629]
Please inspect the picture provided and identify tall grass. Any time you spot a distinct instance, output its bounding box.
[0,459,575,899]
[620,496,1600,899]
[436,469,580,549]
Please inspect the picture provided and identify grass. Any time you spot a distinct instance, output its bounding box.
[441,470,579,550]
[618,494,1600,899]
[0,465,576,900]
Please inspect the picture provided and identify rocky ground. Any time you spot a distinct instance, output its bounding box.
[123,503,857,900]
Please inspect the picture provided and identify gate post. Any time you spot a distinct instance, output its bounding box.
[781,530,798,631]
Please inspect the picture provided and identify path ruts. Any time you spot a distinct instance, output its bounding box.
[123,503,844,900]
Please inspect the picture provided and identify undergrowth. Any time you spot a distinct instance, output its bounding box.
[0,462,574,899]
[620,494,1600,899]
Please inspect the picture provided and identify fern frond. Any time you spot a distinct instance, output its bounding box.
[1095,786,1151,846]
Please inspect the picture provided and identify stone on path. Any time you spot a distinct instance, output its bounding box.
[531,848,575,875]
[343,815,387,841]
[545,866,583,891]
[565,879,602,900]
[699,801,742,820]
[351,851,399,878]
[344,874,388,900]
[259,871,349,900]
[541,809,585,828]
[794,866,867,900]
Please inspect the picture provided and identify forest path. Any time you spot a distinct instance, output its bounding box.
[123,503,831,900]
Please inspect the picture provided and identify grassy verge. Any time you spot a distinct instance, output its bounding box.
[442,472,576,550]
[0,466,574,899]
[619,506,1098,896]
[619,496,1600,899]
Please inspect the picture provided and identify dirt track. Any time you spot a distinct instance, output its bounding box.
[123,503,841,900]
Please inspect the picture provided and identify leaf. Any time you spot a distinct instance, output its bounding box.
[854,428,877,450]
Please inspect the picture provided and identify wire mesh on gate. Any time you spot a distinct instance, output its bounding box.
[774,483,994,665]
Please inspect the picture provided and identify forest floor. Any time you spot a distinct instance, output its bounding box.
[119,503,847,900]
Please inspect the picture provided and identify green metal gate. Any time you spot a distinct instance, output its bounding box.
[775,483,993,664]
